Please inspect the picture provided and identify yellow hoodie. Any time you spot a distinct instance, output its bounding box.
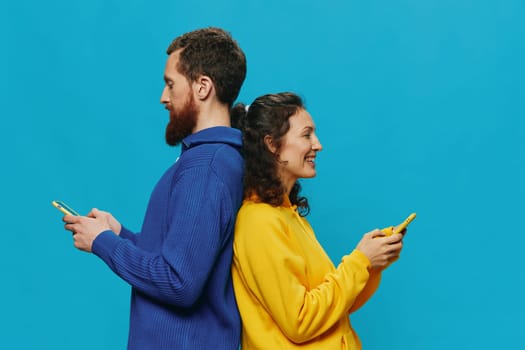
[232,196,381,349]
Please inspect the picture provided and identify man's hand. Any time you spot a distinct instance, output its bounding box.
[87,208,122,235]
[63,208,120,253]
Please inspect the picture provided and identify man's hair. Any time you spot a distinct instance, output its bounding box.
[231,92,310,216]
[167,27,247,107]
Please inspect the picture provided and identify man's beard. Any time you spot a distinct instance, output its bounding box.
[165,93,199,146]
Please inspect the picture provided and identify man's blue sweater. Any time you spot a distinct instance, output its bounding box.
[92,126,244,349]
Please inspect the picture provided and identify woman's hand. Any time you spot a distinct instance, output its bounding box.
[356,229,403,270]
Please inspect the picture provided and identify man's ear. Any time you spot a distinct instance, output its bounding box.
[193,75,214,101]
[264,135,277,154]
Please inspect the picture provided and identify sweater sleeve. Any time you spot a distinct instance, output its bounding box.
[349,268,381,313]
[92,166,231,307]
[233,205,372,343]
[118,226,138,244]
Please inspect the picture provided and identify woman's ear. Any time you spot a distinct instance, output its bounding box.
[264,135,277,154]
[193,75,214,101]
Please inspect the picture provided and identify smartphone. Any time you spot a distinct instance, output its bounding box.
[382,212,417,236]
[393,212,416,234]
[52,200,80,216]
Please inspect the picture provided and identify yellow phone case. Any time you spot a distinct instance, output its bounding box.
[382,213,416,236]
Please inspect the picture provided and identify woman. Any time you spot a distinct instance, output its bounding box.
[231,92,404,349]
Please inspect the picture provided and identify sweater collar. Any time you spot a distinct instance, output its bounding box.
[246,193,297,210]
[282,194,293,208]
[181,126,242,152]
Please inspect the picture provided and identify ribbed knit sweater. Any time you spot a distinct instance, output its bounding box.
[92,126,244,349]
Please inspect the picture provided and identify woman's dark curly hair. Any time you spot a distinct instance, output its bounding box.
[231,92,310,216]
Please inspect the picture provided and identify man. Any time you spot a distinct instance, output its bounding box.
[63,27,247,349]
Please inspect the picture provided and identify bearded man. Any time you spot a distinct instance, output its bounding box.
[63,27,247,350]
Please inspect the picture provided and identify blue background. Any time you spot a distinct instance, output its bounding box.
[3,0,524,349]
